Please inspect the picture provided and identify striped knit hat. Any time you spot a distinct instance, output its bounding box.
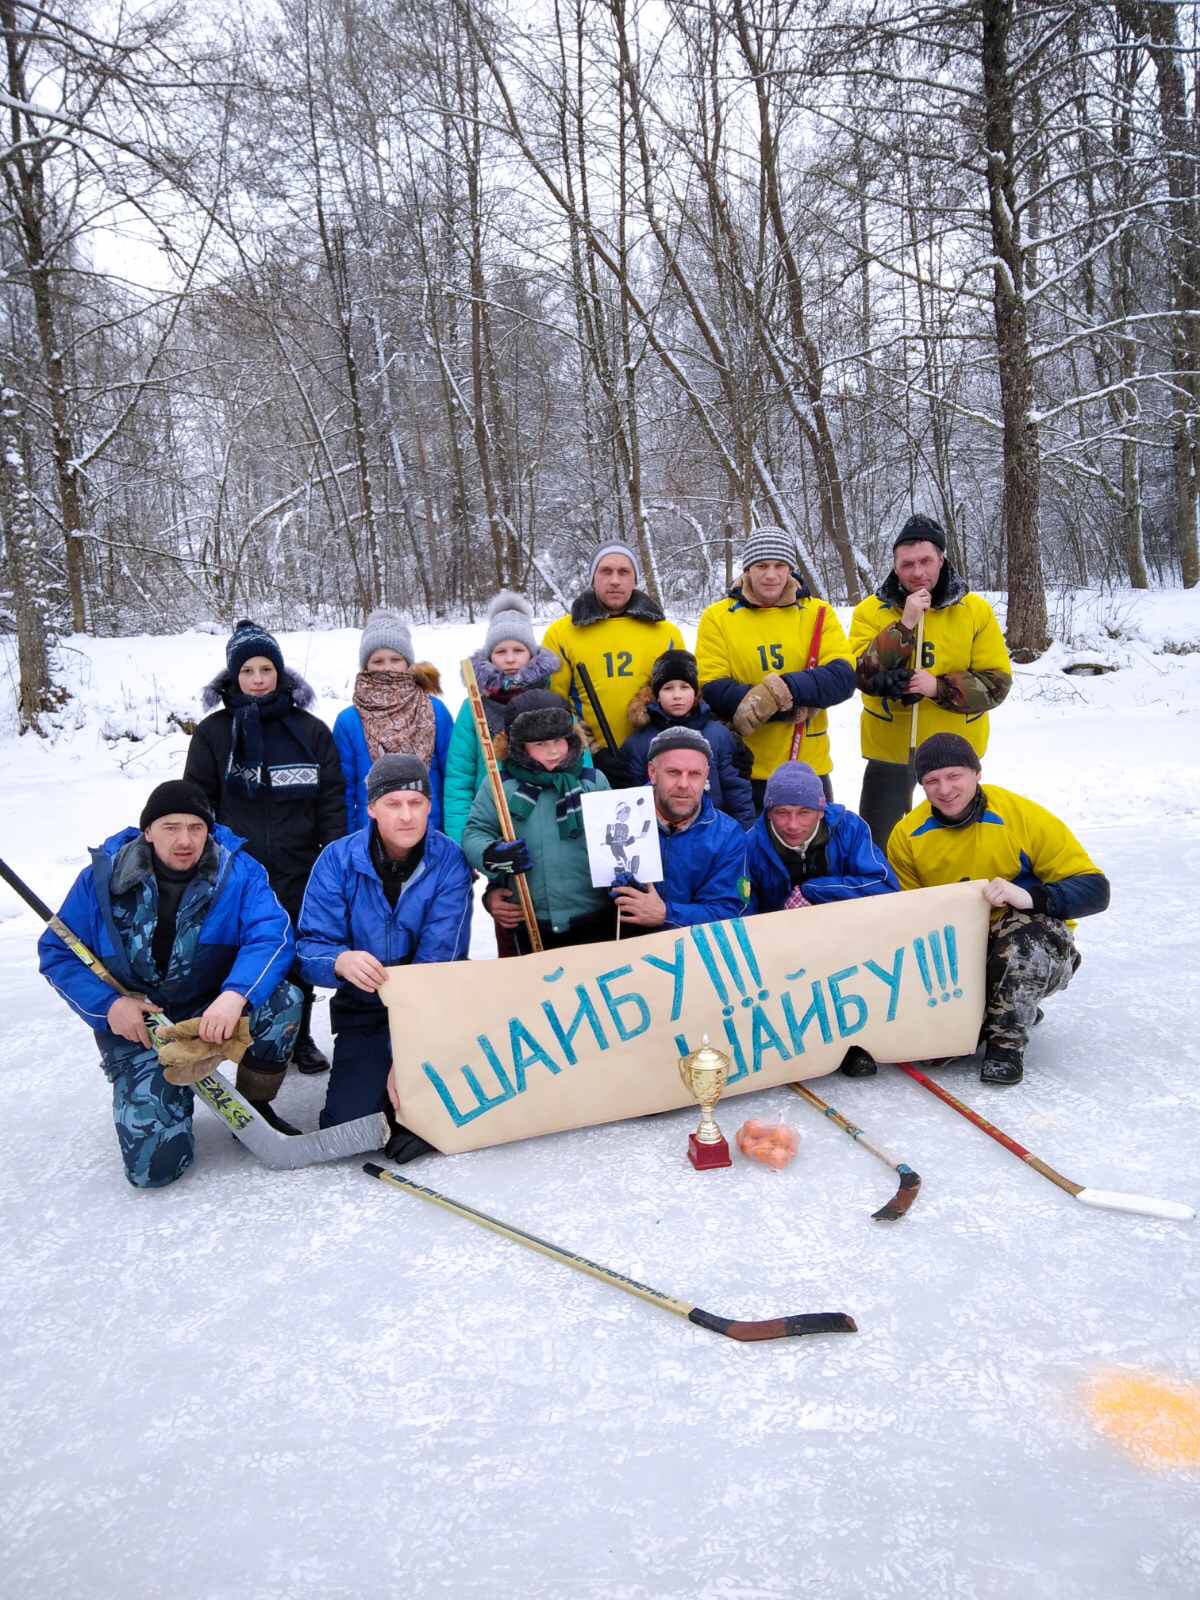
[740,527,797,571]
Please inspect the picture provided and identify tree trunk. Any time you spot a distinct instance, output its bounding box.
[980,0,1048,657]
[0,383,60,728]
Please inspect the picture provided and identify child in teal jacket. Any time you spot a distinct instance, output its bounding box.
[444,591,570,842]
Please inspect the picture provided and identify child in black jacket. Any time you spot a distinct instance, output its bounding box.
[621,650,755,827]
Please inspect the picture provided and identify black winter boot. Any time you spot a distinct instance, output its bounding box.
[839,1046,877,1078]
[980,1043,1024,1085]
[250,1100,303,1136]
[292,990,330,1075]
[236,1053,302,1135]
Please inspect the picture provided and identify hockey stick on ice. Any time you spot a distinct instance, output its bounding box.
[789,1081,921,1220]
[896,1063,1194,1221]
[365,1163,858,1342]
[0,855,388,1170]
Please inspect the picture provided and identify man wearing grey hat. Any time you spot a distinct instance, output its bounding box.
[696,527,854,810]
[611,726,749,931]
[544,540,685,778]
[297,754,472,1143]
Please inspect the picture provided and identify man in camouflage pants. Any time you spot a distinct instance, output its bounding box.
[888,734,1110,1085]
[39,780,302,1187]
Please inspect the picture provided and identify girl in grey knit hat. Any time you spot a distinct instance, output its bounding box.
[442,590,572,848]
[331,609,453,836]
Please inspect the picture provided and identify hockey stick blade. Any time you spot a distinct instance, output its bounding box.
[195,1072,389,1170]
[1075,1188,1195,1222]
[365,1164,858,1341]
[871,1165,921,1222]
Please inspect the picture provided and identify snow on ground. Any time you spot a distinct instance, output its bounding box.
[2,588,1199,1598]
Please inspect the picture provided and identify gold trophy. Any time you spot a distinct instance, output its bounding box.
[678,1035,733,1171]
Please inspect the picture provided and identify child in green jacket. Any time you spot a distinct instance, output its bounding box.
[443,592,566,843]
[462,691,613,955]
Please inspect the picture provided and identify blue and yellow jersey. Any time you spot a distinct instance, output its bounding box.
[695,593,854,779]
[888,786,1109,923]
[544,609,684,750]
[849,591,1011,765]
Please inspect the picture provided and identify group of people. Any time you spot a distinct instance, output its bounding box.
[39,517,1110,1191]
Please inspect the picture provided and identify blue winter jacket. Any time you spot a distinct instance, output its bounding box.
[332,697,453,835]
[621,700,755,827]
[744,804,899,914]
[297,824,472,1013]
[655,796,749,927]
[38,824,295,1052]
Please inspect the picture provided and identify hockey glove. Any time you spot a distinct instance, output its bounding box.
[731,674,793,738]
[156,1017,253,1085]
[482,837,534,877]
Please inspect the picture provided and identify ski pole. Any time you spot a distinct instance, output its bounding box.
[0,854,388,1170]
[896,1064,1194,1221]
[788,604,827,761]
[789,1081,921,1220]
[461,657,542,953]
[364,1163,857,1342]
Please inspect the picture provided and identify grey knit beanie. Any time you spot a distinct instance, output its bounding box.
[647,726,713,766]
[740,526,797,571]
[366,753,431,804]
[588,540,642,586]
[483,590,537,656]
[359,609,415,670]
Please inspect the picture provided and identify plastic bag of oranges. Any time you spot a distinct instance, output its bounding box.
[735,1118,799,1170]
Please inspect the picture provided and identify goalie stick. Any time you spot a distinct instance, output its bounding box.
[0,854,389,1170]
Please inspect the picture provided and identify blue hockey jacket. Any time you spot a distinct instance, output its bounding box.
[297,824,472,1010]
[332,696,454,835]
[38,825,295,1046]
[744,804,899,914]
[620,699,755,827]
[655,795,749,927]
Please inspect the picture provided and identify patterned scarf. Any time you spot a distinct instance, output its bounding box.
[225,687,296,800]
[353,669,436,767]
[506,755,588,838]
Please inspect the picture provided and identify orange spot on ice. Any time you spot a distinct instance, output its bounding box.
[1086,1370,1200,1469]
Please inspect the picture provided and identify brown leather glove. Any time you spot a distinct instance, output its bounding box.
[731,674,794,738]
[156,1018,253,1086]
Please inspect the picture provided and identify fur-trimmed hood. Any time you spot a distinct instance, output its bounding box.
[874,562,968,611]
[625,685,717,734]
[569,587,668,627]
[201,665,317,712]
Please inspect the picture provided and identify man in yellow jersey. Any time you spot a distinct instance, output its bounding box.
[889,733,1110,1085]
[695,527,854,811]
[850,514,1011,849]
[544,541,684,784]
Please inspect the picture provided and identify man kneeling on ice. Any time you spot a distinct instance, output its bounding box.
[888,734,1110,1085]
[745,759,899,1079]
[297,754,472,1155]
[611,727,749,932]
[38,780,303,1189]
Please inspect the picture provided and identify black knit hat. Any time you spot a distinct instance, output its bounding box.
[914,733,981,784]
[366,753,431,804]
[651,649,700,697]
[647,726,713,765]
[226,618,284,678]
[893,514,947,555]
[140,780,215,831]
[505,690,576,756]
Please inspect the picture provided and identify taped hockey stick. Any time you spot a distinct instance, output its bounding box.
[365,1163,858,1341]
[897,1063,1194,1221]
[789,1081,921,1220]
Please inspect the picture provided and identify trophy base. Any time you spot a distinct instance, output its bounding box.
[688,1132,732,1171]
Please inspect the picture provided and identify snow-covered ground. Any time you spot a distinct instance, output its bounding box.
[2,588,1199,1598]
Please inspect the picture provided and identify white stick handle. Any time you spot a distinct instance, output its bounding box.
[1076,1187,1195,1222]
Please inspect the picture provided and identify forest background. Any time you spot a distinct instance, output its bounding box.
[2,0,1198,730]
